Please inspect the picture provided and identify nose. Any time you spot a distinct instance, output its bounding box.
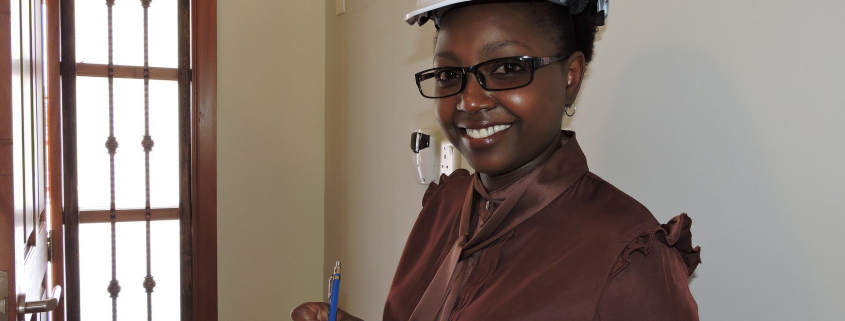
[457,72,495,114]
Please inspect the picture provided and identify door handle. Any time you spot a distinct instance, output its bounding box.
[1,271,9,318]
[18,285,62,316]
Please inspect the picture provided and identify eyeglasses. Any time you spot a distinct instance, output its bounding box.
[414,56,566,99]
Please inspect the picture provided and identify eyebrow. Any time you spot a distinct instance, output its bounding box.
[481,40,534,57]
[433,40,535,64]
[433,51,461,63]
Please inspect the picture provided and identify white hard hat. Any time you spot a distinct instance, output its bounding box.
[405,0,608,27]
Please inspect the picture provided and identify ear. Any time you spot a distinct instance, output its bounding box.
[564,51,587,106]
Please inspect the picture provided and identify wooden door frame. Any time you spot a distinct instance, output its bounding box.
[59,0,79,319]
[58,0,217,320]
[46,0,64,320]
[189,0,218,320]
[0,0,16,317]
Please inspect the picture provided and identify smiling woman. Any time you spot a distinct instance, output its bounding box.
[431,4,577,181]
[293,1,699,320]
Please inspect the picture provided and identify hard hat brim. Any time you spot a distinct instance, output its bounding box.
[405,0,472,25]
[405,0,608,27]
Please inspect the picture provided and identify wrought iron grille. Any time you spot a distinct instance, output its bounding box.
[66,0,185,319]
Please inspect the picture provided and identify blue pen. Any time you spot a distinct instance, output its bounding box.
[328,261,341,321]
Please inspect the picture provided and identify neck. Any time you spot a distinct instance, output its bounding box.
[479,131,562,192]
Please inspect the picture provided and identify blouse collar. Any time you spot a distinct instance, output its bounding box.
[460,130,589,258]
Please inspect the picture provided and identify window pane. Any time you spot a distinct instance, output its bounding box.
[75,0,178,68]
[79,221,180,321]
[147,0,178,68]
[76,77,179,210]
[148,79,180,207]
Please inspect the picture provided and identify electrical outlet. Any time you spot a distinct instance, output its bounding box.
[440,141,460,177]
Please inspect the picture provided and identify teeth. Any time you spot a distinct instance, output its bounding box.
[466,124,511,139]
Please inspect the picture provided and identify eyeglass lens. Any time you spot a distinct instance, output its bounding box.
[417,58,534,98]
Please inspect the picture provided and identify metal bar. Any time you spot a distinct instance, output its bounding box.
[140,1,156,320]
[78,208,180,224]
[59,0,82,318]
[76,63,178,81]
[104,1,121,319]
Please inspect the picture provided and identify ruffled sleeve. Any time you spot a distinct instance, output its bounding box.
[611,213,701,277]
[422,169,471,207]
[594,214,701,321]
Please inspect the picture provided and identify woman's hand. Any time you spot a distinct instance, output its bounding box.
[290,302,363,321]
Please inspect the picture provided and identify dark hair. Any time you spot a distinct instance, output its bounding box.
[526,1,599,64]
[436,1,600,64]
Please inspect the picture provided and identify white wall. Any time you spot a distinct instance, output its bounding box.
[325,0,845,320]
[217,1,326,320]
[574,2,845,319]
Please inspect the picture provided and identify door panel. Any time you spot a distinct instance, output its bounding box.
[1,0,53,320]
[22,222,48,321]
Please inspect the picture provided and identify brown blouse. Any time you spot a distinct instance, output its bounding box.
[383,131,701,320]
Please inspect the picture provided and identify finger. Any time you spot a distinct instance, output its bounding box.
[290,303,321,321]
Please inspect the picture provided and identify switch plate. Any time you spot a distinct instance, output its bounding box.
[335,0,346,15]
[440,141,460,177]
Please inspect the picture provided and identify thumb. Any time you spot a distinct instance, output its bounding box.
[290,302,328,321]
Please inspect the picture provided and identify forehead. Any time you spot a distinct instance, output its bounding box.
[434,2,557,63]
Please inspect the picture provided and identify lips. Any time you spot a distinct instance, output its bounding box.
[458,123,514,149]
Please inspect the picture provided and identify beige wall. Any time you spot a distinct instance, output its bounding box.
[217,1,326,320]
[325,0,439,319]
[221,0,845,320]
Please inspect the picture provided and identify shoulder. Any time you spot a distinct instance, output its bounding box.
[595,214,701,320]
[566,172,701,275]
[564,172,660,242]
[579,172,652,215]
[565,174,701,318]
[406,169,473,240]
[421,169,473,207]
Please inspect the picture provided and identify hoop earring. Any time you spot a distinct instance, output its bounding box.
[564,104,577,117]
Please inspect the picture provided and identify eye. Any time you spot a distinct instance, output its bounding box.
[491,62,525,75]
[435,69,461,82]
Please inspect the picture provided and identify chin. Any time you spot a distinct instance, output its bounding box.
[464,157,512,176]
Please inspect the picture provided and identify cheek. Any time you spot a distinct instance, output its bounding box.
[435,98,460,141]
[497,91,552,123]
[435,98,455,126]
[498,90,565,134]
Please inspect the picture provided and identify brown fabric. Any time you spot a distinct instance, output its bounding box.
[384,131,700,320]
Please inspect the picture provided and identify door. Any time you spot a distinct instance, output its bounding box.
[1,0,61,320]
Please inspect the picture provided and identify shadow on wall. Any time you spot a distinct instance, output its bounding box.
[409,22,440,134]
[590,45,810,319]
[407,23,437,65]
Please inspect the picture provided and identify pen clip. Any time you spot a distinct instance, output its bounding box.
[327,275,334,300]
[328,261,341,300]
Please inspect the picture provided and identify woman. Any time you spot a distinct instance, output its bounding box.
[293,1,700,320]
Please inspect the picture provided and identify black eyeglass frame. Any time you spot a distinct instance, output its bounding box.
[414,55,567,99]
